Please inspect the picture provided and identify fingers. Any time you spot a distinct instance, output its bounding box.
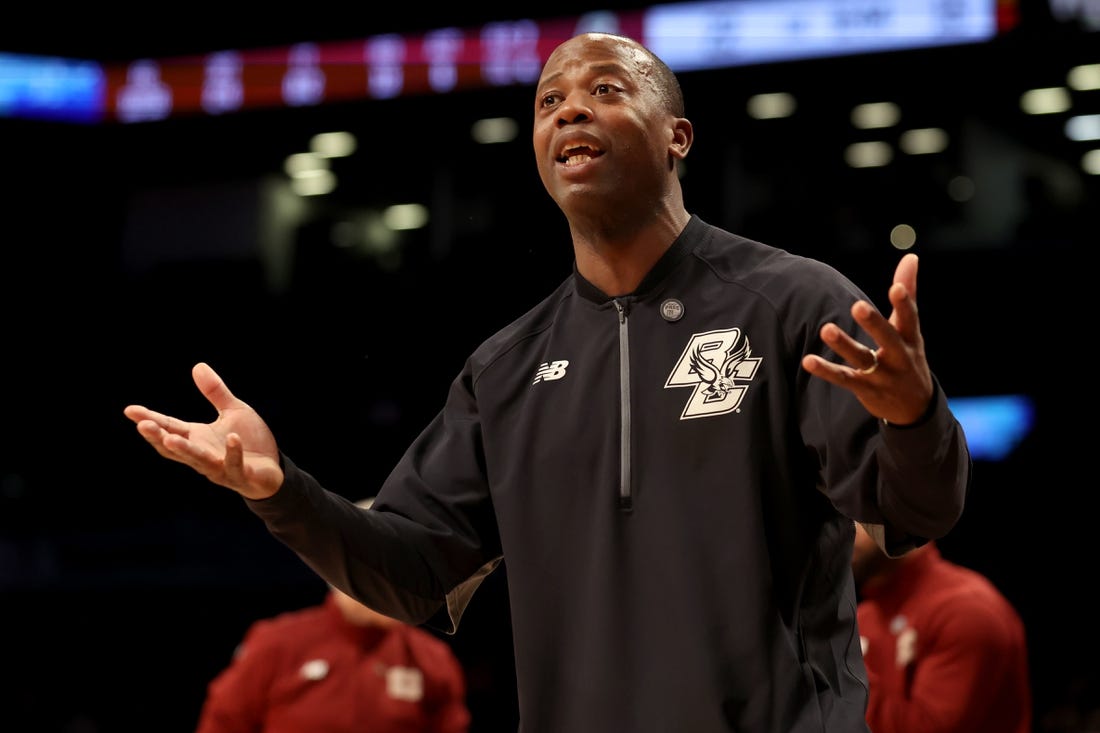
[819,322,879,371]
[893,253,918,301]
[801,353,843,384]
[224,432,246,483]
[123,404,149,424]
[124,405,190,437]
[125,401,211,464]
[131,417,199,466]
[802,254,928,415]
[855,348,879,376]
[886,253,919,337]
[146,421,230,475]
[124,364,278,497]
[801,352,871,388]
[129,417,253,493]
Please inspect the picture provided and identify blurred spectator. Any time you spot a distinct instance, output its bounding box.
[852,522,1031,733]
[195,502,471,733]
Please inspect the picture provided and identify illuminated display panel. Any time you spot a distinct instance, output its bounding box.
[2,0,1015,124]
[948,394,1036,461]
[0,53,105,123]
[101,13,645,122]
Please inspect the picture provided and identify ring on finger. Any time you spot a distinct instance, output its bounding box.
[857,348,879,376]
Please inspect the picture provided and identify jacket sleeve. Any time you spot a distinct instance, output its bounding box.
[792,260,971,554]
[870,378,971,553]
[245,361,503,632]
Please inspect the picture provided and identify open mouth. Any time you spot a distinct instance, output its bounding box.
[558,144,604,167]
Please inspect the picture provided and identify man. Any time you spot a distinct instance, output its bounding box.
[194,501,471,733]
[126,32,971,732]
[852,523,1031,732]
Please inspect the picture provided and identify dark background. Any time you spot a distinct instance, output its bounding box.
[1,2,1095,731]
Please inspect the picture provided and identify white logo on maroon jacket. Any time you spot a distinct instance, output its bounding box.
[386,666,425,701]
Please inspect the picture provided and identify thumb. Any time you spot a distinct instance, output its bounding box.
[192,362,240,413]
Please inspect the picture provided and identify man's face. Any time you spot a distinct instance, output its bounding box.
[532,33,676,216]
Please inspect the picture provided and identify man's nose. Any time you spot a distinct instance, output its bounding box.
[556,94,592,126]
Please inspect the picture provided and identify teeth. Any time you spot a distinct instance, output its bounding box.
[564,154,592,167]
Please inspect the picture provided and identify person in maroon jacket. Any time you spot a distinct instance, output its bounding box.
[195,504,471,733]
[852,522,1032,733]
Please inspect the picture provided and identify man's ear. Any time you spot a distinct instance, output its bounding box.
[670,117,693,161]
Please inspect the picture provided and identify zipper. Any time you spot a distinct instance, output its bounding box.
[614,299,633,512]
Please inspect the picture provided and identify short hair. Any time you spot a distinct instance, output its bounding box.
[643,47,685,118]
[610,33,685,117]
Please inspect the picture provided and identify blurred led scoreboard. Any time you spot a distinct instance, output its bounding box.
[1,0,1017,124]
[105,13,641,122]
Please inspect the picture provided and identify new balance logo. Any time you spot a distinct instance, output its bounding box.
[533,360,569,384]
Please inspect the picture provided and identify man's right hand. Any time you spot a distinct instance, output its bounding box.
[124,362,284,500]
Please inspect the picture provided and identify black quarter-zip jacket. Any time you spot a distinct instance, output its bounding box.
[249,215,971,733]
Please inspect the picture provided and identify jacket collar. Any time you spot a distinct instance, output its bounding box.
[573,215,703,304]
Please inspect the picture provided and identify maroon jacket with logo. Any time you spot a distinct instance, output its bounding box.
[858,542,1031,733]
[195,593,470,733]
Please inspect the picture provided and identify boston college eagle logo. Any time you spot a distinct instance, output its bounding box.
[665,328,762,419]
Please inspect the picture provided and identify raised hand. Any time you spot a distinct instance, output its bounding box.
[124,362,284,499]
[801,253,934,426]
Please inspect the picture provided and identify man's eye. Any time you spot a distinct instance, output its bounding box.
[594,84,612,95]
[541,93,560,107]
